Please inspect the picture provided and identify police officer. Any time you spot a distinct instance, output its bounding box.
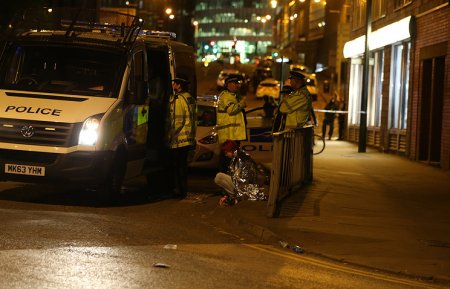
[279,70,314,128]
[217,76,247,172]
[166,76,196,198]
[322,95,338,140]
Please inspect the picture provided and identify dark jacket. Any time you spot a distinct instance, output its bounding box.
[324,100,338,122]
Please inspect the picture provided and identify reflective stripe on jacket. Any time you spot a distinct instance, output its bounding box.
[279,86,312,128]
[217,89,247,143]
[167,92,196,148]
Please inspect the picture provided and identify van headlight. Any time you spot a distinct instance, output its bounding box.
[78,115,103,146]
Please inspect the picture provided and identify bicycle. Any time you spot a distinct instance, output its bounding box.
[313,134,325,155]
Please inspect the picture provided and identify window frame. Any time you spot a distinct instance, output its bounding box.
[394,0,412,10]
[388,41,411,129]
[367,50,384,127]
[352,0,387,30]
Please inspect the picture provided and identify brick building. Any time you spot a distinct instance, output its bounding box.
[272,0,350,92]
[343,0,449,169]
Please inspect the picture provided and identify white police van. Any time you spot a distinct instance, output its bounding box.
[0,8,196,201]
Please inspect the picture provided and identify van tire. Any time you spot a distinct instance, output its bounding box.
[97,151,126,204]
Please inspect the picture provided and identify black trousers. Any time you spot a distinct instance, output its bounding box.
[322,118,335,139]
[168,146,190,197]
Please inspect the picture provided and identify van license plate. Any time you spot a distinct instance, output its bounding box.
[5,164,45,176]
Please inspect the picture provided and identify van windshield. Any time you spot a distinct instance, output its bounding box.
[0,44,123,97]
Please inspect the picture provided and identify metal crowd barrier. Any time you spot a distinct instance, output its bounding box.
[267,125,313,217]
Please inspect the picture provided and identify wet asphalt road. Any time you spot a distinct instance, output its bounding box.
[0,178,441,289]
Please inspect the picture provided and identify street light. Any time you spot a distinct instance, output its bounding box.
[270,0,277,9]
[125,1,130,25]
[164,7,175,31]
[193,20,199,37]
[193,20,199,54]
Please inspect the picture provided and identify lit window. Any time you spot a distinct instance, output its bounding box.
[389,42,410,129]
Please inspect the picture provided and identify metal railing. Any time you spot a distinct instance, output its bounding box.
[267,125,313,217]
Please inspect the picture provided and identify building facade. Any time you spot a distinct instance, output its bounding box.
[343,0,449,169]
[272,0,351,95]
[194,0,276,63]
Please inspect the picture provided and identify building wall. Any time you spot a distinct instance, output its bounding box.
[410,4,450,169]
[273,0,345,80]
[345,1,449,170]
[380,46,392,152]
[194,1,274,61]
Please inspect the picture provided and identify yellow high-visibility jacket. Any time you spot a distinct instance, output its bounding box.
[279,86,312,128]
[166,92,196,148]
[217,89,247,144]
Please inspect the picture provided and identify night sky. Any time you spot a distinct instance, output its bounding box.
[1,0,195,45]
[1,1,45,30]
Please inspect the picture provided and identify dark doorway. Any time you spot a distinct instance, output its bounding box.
[418,56,445,164]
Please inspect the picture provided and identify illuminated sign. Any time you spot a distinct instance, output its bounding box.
[343,16,412,58]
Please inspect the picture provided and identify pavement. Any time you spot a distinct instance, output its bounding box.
[202,140,450,286]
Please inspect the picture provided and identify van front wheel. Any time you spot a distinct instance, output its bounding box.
[97,152,126,204]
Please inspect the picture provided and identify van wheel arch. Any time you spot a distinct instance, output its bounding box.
[97,146,127,204]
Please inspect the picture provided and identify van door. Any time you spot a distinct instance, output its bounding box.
[172,46,197,98]
[144,44,172,170]
[123,50,149,178]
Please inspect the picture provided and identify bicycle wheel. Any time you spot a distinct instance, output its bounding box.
[313,134,325,155]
